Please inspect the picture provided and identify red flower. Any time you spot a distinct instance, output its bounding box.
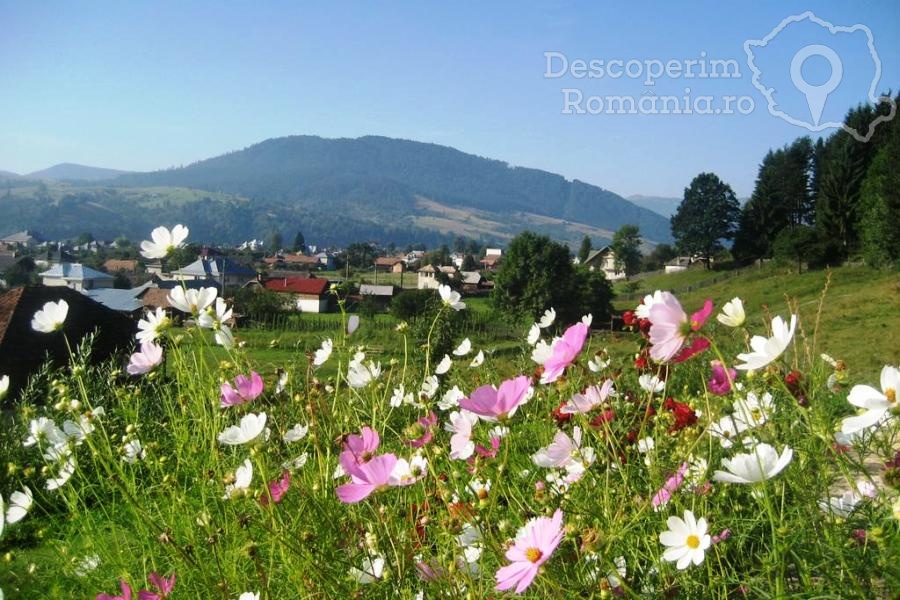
[622,310,636,327]
[551,401,573,425]
[662,397,697,432]
[590,408,616,428]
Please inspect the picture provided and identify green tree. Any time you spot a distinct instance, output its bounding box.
[461,254,478,271]
[671,173,739,268]
[492,231,613,324]
[610,225,642,278]
[292,231,306,253]
[577,235,592,264]
[269,230,284,253]
[858,115,900,267]
[642,243,676,272]
[345,242,377,268]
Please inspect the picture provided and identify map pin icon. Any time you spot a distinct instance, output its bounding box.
[790,44,843,126]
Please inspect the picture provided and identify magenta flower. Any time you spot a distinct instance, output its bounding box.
[651,462,689,510]
[473,436,501,459]
[707,361,737,395]
[97,580,133,600]
[459,375,531,422]
[260,470,291,507]
[220,372,264,407]
[336,453,397,504]
[406,412,437,448]
[540,322,589,383]
[137,572,176,600]
[495,509,565,594]
[343,426,380,463]
[648,293,713,362]
[127,341,163,376]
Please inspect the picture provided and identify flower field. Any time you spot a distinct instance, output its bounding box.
[1,227,898,599]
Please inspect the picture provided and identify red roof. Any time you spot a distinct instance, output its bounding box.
[263,277,329,295]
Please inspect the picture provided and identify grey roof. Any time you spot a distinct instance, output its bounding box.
[1,231,40,244]
[359,284,394,296]
[171,257,256,278]
[39,262,114,281]
[583,246,614,265]
[459,271,482,285]
[84,288,144,312]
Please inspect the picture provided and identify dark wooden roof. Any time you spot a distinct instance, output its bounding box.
[0,286,137,403]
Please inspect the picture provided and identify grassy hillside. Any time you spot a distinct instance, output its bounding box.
[610,264,900,381]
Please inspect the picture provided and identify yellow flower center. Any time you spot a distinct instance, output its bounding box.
[686,535,700,549]
[886,388,896,405]
[525,547,543,563]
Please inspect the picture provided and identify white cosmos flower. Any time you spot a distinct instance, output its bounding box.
[0,374,8,400]
[708,415,745,448]
[388,452,428,486]
[446,410,478,460]
[126,341,164,376]
[840,365,899,434]
[735,314,796,371]
[122,439,146,463]
[453,338,472,356]
[347,360,381,388]
[732,391,775,430]
[46,456,76,491]
[819,481,876,518]
[282,452,309,470]
[218,412,268,445]
[420,375,440,399]
[581,313,593,327]
[587,354,610,373]
[438,284,466,310]
[24,417,67,448]
[238,593,260,600]
[167,286,217,316]
[140,224,189,259]
[313,338,333,367]
[717,297,745,328]
[5,486,32,524]
[526,323,541,346]
[198,297,232,330]
[350,555,385,584]
[389,385,414,408]
[538,307,556,328]
[136,307,170,344]
[635,291,665,320]
[62,414,97,444]
[639,374,665,395]
[438,385,465,410]
[659,510,711,570]
[531,339,553,365]
[223,458,253,499]
[469,350,485,368]
[713,443,793,484]
[347,315,360,335]
[31,300,69,333]
[435,354,452,375]
[282,423,309,443]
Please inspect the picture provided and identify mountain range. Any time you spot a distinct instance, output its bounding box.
[1,135,673,247]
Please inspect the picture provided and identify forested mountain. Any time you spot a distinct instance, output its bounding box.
[1,136,673,247]
[112,136,673,244]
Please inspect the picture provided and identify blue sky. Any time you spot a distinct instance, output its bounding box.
[1,1,898,198]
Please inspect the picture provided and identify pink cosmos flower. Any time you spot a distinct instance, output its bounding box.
[138,572,176,600]
[560,379,614,414]
[336,452,397,504]
[97,580,133,600]
[220,372,264,407]
[259,470,291,507]
[406,412,437,448]
[648,293,713,362]
[707,361,737,395]
[495,509,565,594]
[343,426,380,463]
[651,462,689,510]
[540,322,589,383]
[459,375,531,421]
[473,436,501,459]
[446,410,478,460]
[127,341,163,376]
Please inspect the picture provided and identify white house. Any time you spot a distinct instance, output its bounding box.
[417,265,439,290]
[582,246,626,281]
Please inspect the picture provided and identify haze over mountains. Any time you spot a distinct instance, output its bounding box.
[1,135,673,247]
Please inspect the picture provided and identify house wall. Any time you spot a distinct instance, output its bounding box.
[417,273,439,290]
[295,295,327,313]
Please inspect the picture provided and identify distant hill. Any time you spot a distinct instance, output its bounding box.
[113,135,673,245]
[627,194,682,218]
[27,163,131,182]
[0,170,22,181]
[1,136,673,247]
